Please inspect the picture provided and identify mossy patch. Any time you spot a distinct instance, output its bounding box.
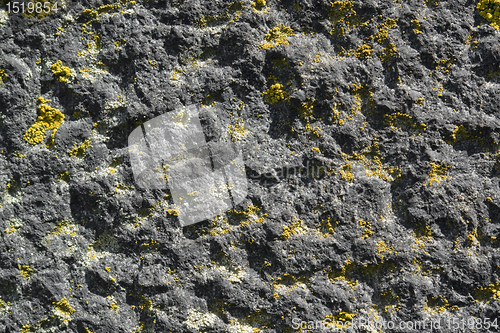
[23,97,65,145]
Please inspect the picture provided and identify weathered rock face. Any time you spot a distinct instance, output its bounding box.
[0,0,500,332]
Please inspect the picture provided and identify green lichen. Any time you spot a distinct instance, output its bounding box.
[23,97,65,145]
[477,0,500,30]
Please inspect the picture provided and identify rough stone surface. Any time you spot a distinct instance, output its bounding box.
[0,0,500,332]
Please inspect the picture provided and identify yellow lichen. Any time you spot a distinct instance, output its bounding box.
[167,208,179,216]
[424,296,449,314]
[0,69,7,85]
[4,225,16,234]
[19,265,33,280]
[377,240,394,260]
[53,298,76,316]
[348,139,402,182]
[328,0,364,36]
[324,312,357,329]
[413,226,433,249]
[195,2,243,28]
[51,60,71,82]
[340,163,354,182]
[475,280,500,302]
[260,24,295,49]
[68,140,91,158]
[450,124,469,142]
[299,99,315,120]
[375,18,398,62]
[23,97,65,145]
[317,218,338,237]
[411,19,422,34]
[477,0,500,30]
[381,42,397,62]
[20,325,36,333]
[355,44,374,59]
[252,0,266,10]
[227,118,248,140]
[359,219,373,239]
[110,301,118,312]
[327,259,358,290]
[262,83,289,104]
[282,216,306,240]
[229,204,266,227]
[384,112,426,134]
[376,18,398,42]
[427,162,450,186]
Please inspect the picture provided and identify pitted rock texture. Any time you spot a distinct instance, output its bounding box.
[1,0,500,332]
